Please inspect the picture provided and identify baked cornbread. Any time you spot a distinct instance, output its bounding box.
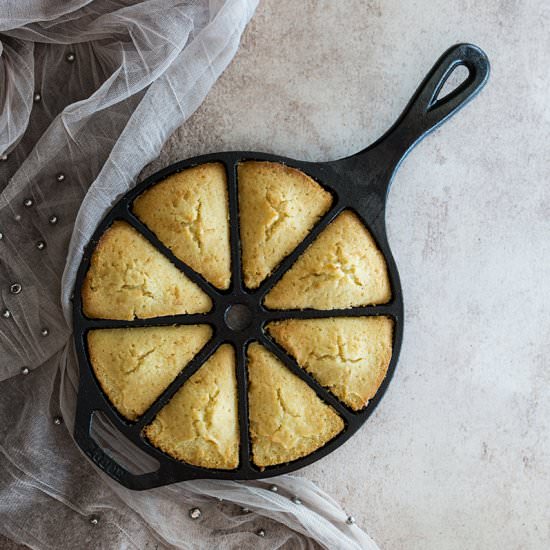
[247,343,344,467]
[144,344,239,469]
[82,221,212,320]
[238,161,332,288]
[264,211,391,310]
[267,317,393,410]
[88,325,212,421]
[133,163,231,289]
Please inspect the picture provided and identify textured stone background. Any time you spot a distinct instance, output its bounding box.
[3,1,548,549]
[153,1,549,548]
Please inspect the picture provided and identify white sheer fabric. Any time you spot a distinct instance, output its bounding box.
[0,2,379,548]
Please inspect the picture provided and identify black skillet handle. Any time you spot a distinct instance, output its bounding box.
[73,402,166,490]
[385,43,489,156]
[340,43,490,186]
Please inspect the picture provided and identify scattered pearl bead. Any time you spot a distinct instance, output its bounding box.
[189,507,202,520]
[346,516,356,525]
[10,283,22,294]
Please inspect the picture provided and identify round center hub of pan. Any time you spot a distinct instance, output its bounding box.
[224,303,253,332]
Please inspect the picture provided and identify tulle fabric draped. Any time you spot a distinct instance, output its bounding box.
[0,2,378,548]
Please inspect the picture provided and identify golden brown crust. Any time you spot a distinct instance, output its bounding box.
[264,210,391,310]
[132,163,231,289]
[247,343,344,467]
[88,325,212,421]
[144,344,239,469]
[238,161,332,289]
[81,221,211,320]
[267,317,393,410]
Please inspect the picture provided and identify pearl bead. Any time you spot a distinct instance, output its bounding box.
[21,367,29,375]
[90,516,99,525]
[41,327,49,336]
[10,283,22,294]
[291,496,302,505]
[37,241,46,250]
[346,516,356,525]
[53,416,62,425]
[66,52,75,62]
[33,92,41,102]
[24,198,33,207]
[189,507,201,520]
[269,485,278,492]
[49,215,58,224]
[2,309,10,318]
[256,529,266,537]
[56,173,66,182]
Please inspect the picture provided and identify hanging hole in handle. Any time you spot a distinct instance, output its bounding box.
[429,63,472,111]
[91,411,160,475]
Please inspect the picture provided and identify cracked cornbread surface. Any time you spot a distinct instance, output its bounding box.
[264,210,391,310]
[145,344,239,469]
[238,161,332,289]
[88,325,212,421]
[133,163,231,289]
[82,221,212,320]
[267,317,393,410]
[247,343,344,467]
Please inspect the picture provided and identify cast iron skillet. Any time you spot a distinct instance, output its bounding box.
[73,43,489,490]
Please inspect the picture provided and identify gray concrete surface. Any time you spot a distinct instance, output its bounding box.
[151,1,550,548]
